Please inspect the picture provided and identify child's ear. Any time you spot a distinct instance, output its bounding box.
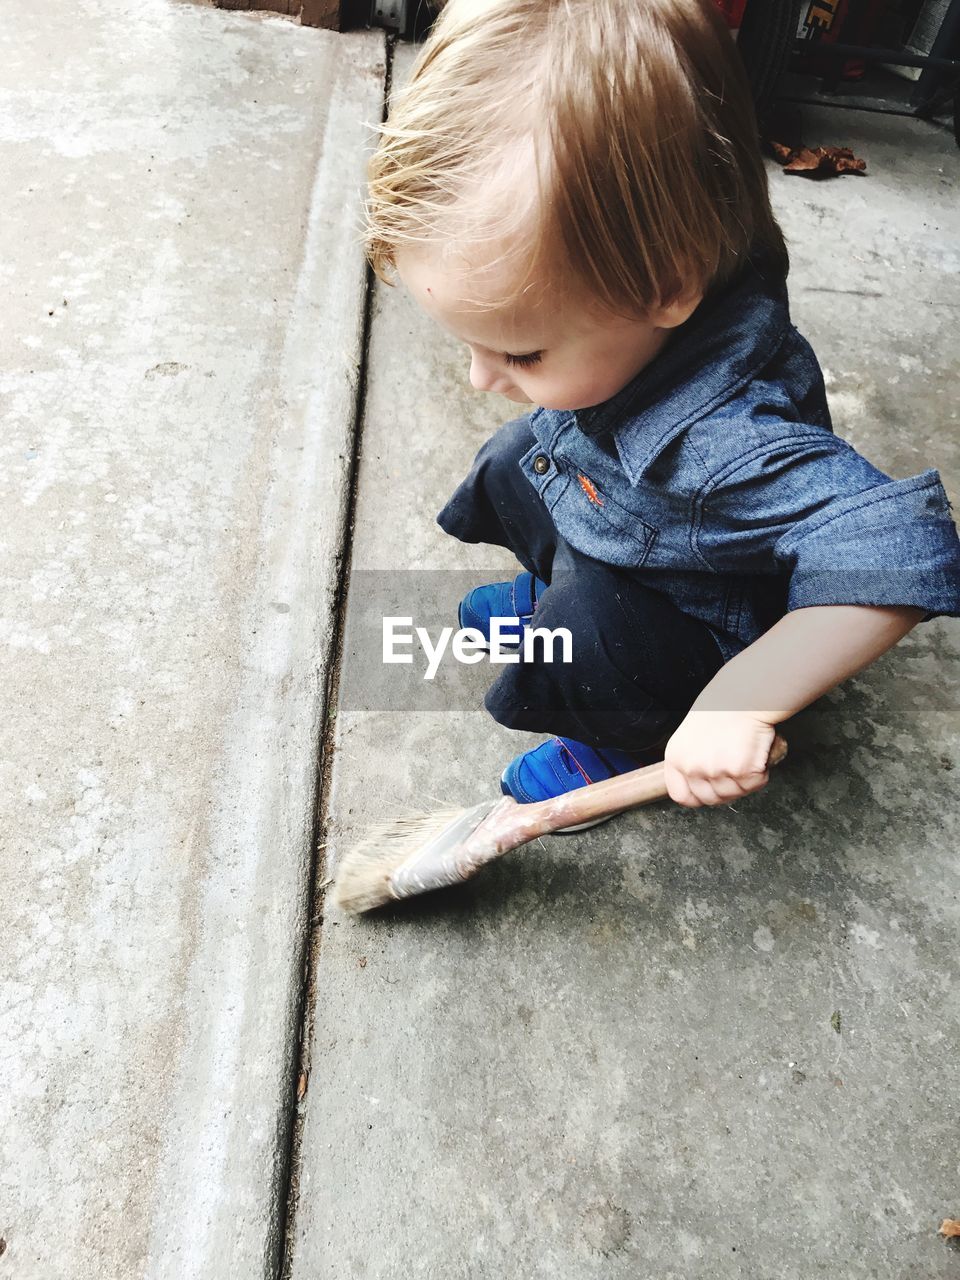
[653,285,704,330]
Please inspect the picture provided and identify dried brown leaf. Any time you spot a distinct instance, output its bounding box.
[827,146,865,174]
[784,146,823,173]
[297,1072,308,1102]
[940,1219,960,1239]
[769,140,866,178]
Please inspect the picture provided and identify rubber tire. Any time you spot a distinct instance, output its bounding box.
[736,0,800,125]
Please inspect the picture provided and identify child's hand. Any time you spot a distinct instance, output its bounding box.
[663,710,776,808]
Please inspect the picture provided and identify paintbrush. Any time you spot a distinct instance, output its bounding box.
[333,734,788,913]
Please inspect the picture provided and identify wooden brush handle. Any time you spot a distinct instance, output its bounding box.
[531,733,788,833]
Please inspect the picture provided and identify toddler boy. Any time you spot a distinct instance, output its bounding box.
[365,0,960,809]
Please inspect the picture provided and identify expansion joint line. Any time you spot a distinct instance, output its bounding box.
[275,31,397,1280]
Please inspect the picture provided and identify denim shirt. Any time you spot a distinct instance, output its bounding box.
[520,257,960,659]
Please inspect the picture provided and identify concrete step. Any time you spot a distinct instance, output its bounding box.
[0,6,385,1277]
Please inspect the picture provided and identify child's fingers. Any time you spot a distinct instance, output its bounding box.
[663,762,701,808]
[698,772,769,804]
[666,764,723,807]
[665,760,771,808]
[707,775,754,803]
[668,771,764,807]
[734,768,770,795]
[686,777,729,807]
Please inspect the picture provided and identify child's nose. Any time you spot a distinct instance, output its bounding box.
[469,350,504,394]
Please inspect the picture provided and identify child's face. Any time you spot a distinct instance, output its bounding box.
[397,245,699,412]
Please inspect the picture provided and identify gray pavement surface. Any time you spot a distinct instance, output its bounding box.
[289,47,960,1280]
[3,16,959,1280]
[0,5,384,1278]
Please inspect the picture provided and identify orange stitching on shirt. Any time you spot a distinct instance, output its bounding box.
[577,473,604,506]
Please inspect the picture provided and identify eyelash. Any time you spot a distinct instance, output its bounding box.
[503,352,543,369]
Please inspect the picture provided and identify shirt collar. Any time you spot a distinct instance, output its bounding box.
[557,257,792,483]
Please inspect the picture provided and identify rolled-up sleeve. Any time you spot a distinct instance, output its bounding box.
[775,469,960,613]
[697,430,960,618]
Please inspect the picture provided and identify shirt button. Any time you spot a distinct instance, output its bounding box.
[532,454,550,475]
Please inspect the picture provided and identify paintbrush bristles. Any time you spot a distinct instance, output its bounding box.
[332,809,470,914]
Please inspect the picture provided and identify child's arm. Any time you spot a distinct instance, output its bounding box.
[663,603,924,808]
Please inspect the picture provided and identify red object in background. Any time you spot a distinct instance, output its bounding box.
[795,0,890,80]
[797,0,860,77]
[714,0,749,28]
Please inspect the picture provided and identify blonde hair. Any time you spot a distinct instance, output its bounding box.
[365,0,788,316]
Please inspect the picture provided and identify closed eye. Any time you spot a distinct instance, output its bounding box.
[503,351,543,368]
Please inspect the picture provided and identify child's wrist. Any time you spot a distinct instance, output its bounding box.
[690,654,789,723]
[688,695,780,726]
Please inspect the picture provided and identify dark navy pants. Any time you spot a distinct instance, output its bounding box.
[437,418,727,754]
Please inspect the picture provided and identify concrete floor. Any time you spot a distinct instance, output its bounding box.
[288,47,960,1280]
[2,14,959,1280]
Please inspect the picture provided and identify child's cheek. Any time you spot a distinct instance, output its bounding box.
[537,371,610,413]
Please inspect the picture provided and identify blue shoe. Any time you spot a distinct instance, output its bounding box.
[500,736,644,832]
[458,571,548,648]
